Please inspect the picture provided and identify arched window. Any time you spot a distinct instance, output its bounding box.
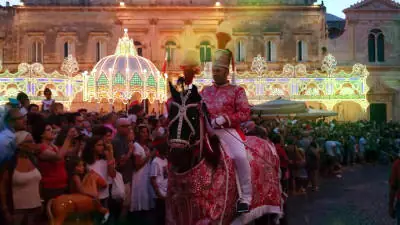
[297,40,307,62]
[235,39,245,62]
[134,41,143,57]
[265,40,277,62]
[165,41,176,63]
[30,40,43,63]
[200,41,212,63]
[368,29,385,62]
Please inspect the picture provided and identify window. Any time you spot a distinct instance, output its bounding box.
[30,41,43,63]
[63,41,72,58]
[265,40,277,62]
[134,41,143,57]
[199,41,212,63]
[297,40,307,62]
[368,29,385,62]
[235,39,245,62]
[165,41,176,63]
[96,40,107,62]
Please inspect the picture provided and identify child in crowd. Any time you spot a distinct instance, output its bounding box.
[41,88,55,112]
[68,157,110,223]
[150,137,169,225]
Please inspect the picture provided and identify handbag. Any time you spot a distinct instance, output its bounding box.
[111,172,126,200]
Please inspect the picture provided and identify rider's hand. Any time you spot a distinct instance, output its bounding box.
[212,116,227,128]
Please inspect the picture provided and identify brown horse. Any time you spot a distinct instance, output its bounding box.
[166,83,283,225]
[47,170,109,225]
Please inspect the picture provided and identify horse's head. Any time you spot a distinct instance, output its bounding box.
[167,81,203,171]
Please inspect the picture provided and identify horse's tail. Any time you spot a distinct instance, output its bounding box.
[47,198,54,225]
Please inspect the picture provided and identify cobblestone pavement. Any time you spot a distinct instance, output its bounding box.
[286,164,394,225]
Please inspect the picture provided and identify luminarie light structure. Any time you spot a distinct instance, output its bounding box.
[83,29,168,106]
[195,54,370,121]
[0,57,83,110]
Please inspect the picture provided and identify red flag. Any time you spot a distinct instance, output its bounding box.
[161,52,168,77]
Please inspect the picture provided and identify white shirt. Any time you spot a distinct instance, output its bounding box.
[130,142,154,211]
[88,160,111,200]
[150,157,168,198]
[20,107,28,116]
[42,99,54,111]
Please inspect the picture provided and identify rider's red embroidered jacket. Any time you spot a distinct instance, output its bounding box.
[200,83,250,129]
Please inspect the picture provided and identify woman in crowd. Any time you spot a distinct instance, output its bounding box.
[0,131,42,225]
[129,125,156,225]
[306,141,320,191]
[81,136,116,207]
[31,121,76,208]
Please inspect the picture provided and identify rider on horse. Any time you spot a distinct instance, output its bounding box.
[176,39,253,213]
[200,49,252,214]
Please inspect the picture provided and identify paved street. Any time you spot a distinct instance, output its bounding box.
[287,164,394,225]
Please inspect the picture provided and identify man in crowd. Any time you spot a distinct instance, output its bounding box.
[0,108,24,166]
[112,118,135,217]
[16,92,30,116]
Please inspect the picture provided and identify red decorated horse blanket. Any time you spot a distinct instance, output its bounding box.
[167,136,282,225]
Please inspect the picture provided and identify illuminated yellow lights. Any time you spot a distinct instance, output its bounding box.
[195,54,370,119]
[83,30,168,105]
[119,1,125,7]
[215,1,221,7]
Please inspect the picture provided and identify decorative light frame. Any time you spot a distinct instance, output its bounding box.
[195,54,370,114]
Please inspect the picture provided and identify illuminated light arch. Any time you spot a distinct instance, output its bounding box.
[265,83,289,96]
[335,83,359,95]
[299,82,325,96]
[333,101,365,122]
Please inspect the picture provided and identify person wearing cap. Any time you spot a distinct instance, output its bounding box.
[200,40,252,212]
[0,108,26,167]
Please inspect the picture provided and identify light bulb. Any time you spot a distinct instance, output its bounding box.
[215,1,221,7]
[119,1,125,7]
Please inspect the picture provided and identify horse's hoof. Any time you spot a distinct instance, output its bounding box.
[101,212,110,224]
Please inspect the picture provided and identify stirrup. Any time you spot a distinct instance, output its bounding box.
[236,201,250,213]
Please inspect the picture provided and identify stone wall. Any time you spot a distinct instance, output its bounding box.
[0,5,326,73]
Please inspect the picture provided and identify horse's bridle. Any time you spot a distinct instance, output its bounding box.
[168,89,202,150]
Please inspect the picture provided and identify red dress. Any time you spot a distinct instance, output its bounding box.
[37,144,68,189]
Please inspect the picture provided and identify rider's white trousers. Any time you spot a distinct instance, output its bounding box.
[213,128,252,204]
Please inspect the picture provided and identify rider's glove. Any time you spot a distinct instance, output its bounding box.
[212,115,227,128]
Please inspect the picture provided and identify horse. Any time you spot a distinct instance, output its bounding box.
[166,82,283,225]
[47,170,109,225]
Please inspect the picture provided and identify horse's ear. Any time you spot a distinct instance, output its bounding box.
[169,81,181,102]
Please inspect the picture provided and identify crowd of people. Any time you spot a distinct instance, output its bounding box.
[0,90,170,225]
[1,89,399,225]
[255,118,400,196]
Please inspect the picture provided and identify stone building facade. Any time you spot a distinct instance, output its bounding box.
[0,0,325,74]
[1,0,398,121]
[328,0,400,122]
